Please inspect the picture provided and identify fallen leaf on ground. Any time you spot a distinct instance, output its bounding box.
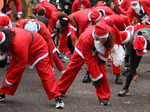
[133,75,139,83]
[123,100,132,104]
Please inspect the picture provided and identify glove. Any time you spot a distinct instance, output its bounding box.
[92,79,101,88]
[98,57,106,65]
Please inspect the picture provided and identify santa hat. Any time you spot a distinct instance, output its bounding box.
[89,9,102,22]
[93,22,109,39]
[0,32,6,44]
[130,0,139,4]
[119,25,134,44]
[120,30,131,44]
[133,36,147,56]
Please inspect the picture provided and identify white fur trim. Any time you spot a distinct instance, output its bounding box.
[142,36,147,52]
[126,25,134,36]
[75,47,84,59]
[6,10,12,15]
[98,54,107,61]
[0,13,6,16]
[61,70,65,74]
[118,0,123,5]
[131,1,139,4]
[69,25,77,31]
[92,30,109,39]
[67,32,71,37]
[28,53,49,69]
[111,45,125,66]
[104,16,110,20]
[92,73,103,81]
[17,12,23,15]
[52,48,57,54]
[122,30,131,44]
[8,21,12,28]
[0,32,6,44]
[88,12,92,21]
[5,79,13,86]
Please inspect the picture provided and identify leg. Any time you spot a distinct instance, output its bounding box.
[35,56,61,100]
[57,51,84,94]
[82,66,91,83]
[112,64,122,85]
[118,51,142,97]
[95,65,111,102]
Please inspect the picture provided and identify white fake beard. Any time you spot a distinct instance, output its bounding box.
[132,2,141,14]
[94,40,106,54]
[110,44,125,66]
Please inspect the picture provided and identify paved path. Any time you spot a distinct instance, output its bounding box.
[0,53,150,112]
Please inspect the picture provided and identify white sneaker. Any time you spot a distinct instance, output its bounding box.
[55,97,64,109]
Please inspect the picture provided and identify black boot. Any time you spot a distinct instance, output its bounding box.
[115,74,123,85]
[0,94,6,102]
[82,72,91,83]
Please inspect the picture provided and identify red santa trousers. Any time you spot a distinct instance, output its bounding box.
[112,64,121,75]
[0,56,61,100]
[57,51,110,100]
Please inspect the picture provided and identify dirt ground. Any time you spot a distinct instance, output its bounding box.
[0,52,150,112]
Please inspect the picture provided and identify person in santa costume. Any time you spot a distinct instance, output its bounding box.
[5,0,23,20]
[117,24,150,96]
[100,14,130,84]
[57,22,116,106]
[127,0,150,24]
[104,0,127,16]
[0,27,64,109]
[114,0,130,11]
[34,0,58,33]
[58,8,102,54]
[15,18,65,74]
[57,8,103,83]
[72,0,91,13]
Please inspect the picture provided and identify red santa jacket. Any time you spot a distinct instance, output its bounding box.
[7,27,49,78]
[7,0,22,15]
[101,14,131,31]
[72,0,91,13]
[75,25,104,79]
[127,0,150,24]
[69,8,95,36]
[0,13,12,28]
[96,1,105,7]
[16,19,56,55]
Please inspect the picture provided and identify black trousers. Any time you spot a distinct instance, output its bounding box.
[123,46,142,90]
